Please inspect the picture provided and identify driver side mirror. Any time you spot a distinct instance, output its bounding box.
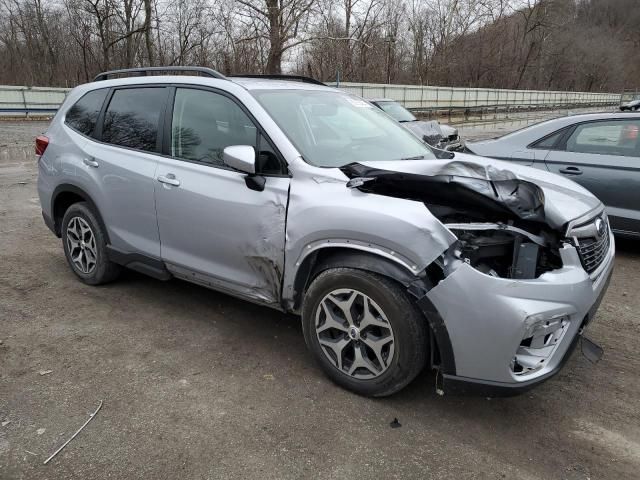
[223,145,256,174]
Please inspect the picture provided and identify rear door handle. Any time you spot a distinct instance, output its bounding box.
[157,174,181,187]
[559,166,582,175]
[83,157,99,168]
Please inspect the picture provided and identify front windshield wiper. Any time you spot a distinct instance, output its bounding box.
[400,155,426,160]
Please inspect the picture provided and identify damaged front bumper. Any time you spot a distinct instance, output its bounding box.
[420,232,614,396]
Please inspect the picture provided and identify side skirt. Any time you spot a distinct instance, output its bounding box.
[106,246,173,281]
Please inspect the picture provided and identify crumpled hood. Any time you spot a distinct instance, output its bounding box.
[357,152,601,229]
[403,120,444,146]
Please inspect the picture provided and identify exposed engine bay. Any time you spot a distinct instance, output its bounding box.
[442,223,562,279]
[341,162,564,280]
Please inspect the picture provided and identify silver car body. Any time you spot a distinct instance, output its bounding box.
[38,75,614,394]
[369,98,463,151]
[466,112,640,237]
[620,98,640,111]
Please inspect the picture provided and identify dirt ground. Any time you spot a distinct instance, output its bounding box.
[1,117,639,480]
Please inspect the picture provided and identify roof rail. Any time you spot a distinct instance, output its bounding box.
[93,66,226,82]
[229,74,325,86]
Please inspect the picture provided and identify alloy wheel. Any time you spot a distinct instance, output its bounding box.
[315,288,395,379]
[66,216,97,274]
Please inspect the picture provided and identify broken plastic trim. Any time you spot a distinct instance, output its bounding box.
[341,163,546,226]
[444,222,548,247]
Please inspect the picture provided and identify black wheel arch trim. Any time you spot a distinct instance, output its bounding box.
[51,183,110,242]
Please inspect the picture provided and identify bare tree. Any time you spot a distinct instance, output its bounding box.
[236,0,316,73]
[0,0,637,93]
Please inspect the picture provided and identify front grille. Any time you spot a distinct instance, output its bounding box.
[576,228,610,274]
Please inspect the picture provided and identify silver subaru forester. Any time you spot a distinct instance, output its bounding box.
[37,67,614,397]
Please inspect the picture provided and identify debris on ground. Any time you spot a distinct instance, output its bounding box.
[2,420,11,427]
[36,428,46,435]
[263,374,274,380]
[43,400,103,465]
[390,418,402,428]
[38,370,53,376]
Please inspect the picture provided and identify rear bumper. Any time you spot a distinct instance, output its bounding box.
[42,210,57,235]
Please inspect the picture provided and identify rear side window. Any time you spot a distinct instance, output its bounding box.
[102,88,166,152]
[65,89,108,136]
[531,129,564,149]
[565,120,640,157]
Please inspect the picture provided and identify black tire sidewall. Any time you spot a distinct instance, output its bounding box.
[61,202,112,285]
[301,268,427,397]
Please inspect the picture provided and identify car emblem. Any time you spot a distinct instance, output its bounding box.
[595,218,606,238]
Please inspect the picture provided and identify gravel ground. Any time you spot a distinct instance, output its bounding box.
[1,116,639,480]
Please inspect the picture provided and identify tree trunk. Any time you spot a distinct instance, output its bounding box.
[265,0,282,74]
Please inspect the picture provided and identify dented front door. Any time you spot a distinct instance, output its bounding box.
[154,158,289,305]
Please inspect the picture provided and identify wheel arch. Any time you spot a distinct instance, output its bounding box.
[288,245,457,377]
[51,183,109,242]
[290,247,418,311]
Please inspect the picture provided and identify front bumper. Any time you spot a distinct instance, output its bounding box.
[424,232,615,396]
[440,139,464,152]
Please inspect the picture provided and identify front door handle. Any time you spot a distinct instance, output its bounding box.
[83,157,99,168]
[157,174,181,187]
[559,166,582,175]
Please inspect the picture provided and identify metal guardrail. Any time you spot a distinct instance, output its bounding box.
[0,86,68,116]
[332,82,621,110]
[0,83,621,116]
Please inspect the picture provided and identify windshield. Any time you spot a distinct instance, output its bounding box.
[252,90,433,167]
[376,101,417,122]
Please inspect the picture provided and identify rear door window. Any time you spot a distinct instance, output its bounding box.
[65,89,109,136]
[102,88,167,152]
[565,120,640,157]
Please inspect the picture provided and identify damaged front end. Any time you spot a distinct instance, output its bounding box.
[341,162,563,282]
[341,161,614,394]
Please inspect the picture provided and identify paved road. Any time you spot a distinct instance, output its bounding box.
[1,117,639,479]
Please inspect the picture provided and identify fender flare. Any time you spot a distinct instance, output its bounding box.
[51,183,109,242]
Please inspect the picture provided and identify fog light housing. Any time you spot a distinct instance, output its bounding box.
[511,315,569,376]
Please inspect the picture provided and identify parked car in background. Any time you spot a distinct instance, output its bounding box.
[369,98,463,151]
[465,113,640,237]
[620,96,640,111]
[38,68,613,397]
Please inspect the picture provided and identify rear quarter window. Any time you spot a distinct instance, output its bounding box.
[65,89,109,136]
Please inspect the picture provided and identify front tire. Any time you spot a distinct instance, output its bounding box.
[302,268,428,397]
[61,202,121,285]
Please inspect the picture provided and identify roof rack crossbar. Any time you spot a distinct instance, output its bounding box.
[229,74,325,86]
[93,66,226,82]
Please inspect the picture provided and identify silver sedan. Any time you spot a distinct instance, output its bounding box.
[465,112,640,237]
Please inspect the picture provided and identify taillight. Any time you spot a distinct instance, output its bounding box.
[35,135,49,156]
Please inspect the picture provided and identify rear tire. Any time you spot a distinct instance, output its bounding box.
[61,202,121,285]
[301,268,428,397]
